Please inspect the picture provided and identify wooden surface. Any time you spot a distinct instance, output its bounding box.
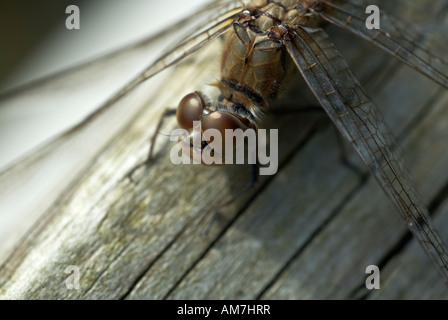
[0,1,447,299]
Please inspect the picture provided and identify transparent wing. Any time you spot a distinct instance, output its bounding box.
[286,26,448,284]
[317,0,448,89]
[82,0,242,127]
[0,0,241,171]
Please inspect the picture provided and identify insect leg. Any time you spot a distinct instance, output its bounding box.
[126,108,177,183]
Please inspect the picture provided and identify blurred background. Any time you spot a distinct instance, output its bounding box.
[0,0,208,170]
[0,0,209,92]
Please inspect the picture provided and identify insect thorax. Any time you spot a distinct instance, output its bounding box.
[215,0,321,123]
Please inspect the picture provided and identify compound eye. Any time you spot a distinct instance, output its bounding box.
[176,92,204,130]
[202,111,247,137]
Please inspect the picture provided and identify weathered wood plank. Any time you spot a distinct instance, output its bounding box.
[366,90,448,299]
[163,127,361,299]
[164,35,448,300]
[0,0,447,299]
[262,88,448,299]
[369,200,448,299]
[0,30,185,261]
[0,40,226,298]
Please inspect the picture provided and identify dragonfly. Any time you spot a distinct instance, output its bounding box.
[0,0,447,298]
[117,0,448,286]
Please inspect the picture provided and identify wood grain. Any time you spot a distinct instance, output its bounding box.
[0,0,447,299]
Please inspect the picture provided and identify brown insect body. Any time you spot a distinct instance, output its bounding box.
[176,1,314,161]
[176,1,324,163]
[215,0,320,123]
